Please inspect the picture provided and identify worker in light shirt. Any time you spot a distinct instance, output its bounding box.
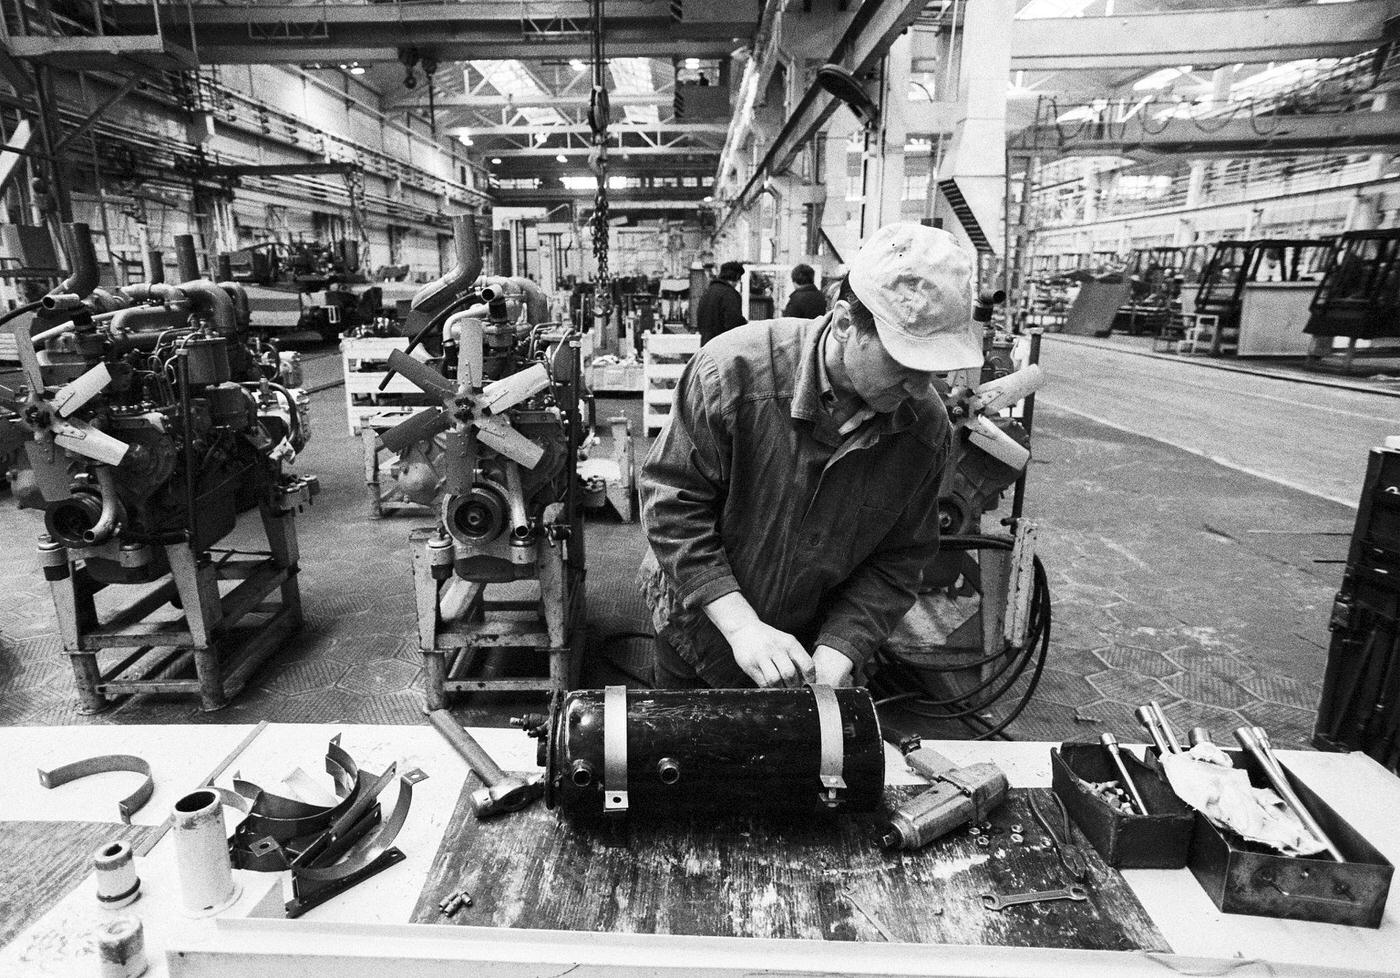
[638,223,981,689]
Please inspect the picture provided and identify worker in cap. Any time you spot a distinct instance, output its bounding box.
[639,222,978,689]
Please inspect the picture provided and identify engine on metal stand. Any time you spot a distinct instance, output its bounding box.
[0,223,316,712]
[374,216,585,708]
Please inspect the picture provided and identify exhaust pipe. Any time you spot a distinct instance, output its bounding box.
[403,213,482,340]
[173,234,200,283]
[43,222,100,307]
[176,280,236,334]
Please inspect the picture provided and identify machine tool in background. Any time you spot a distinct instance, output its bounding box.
[373,215,586,707]
[0,223,316,712]
[875,293,1052,741]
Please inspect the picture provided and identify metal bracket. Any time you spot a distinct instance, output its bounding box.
[38,754,153,824]
[602,684,628,815]
[809,684,847,809]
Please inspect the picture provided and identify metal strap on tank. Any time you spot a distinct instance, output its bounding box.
[809,684,847,808]
[603,684,629,815]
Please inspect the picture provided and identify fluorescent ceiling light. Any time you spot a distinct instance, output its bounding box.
[570,59,587,72]
[685,58,701,71]
[491,157,502,164]
[556,153,568,163]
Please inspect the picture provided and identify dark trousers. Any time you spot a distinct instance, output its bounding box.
[652,633,707,689]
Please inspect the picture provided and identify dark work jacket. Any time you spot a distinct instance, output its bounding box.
[638,316,951,688]
[782,284,827,320]
[695,279,745,346]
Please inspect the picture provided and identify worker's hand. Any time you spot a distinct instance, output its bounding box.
[727,620,816,688]
[812,646,854,687]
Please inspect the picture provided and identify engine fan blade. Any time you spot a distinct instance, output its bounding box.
[385,349,456,400]
[442,430,475,494]
[23,440,75,501]
[479,363,550,414]
[9,323,46,395]
[376,407,450,455]
[974,364,1044,416]
[51,362,113,417]
[51,418,130,466]
[473,415,545,469]
[455,316,485,390]
[964,415,1031,472]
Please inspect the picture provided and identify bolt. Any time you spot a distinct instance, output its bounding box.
[969,826,980,836]
[1010,833,1023,844]
[977,836,990,847]
[1010,824,1023,833]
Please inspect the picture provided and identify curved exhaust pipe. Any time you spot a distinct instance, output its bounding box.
[84,466,125,545]
[176,279,236,334]
[43,223,100,306]
[218,282,251,331]
[404,214,482,334]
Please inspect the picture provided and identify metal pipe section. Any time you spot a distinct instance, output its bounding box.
[45,222,99,303]
[1150,701,1182,753]
[409,213,482,317]
[218,282,251,330]
[1100,732,1148,815]
[171,789,238,915]
[146,249,164,284]
[176,280,237,334]
[173,234,200,283]
[1233,726,1345,862]
[107,301,192,337]
[83,466,125,545]
[1135,705,1172,755]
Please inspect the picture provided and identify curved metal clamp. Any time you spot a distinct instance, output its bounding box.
[39,754,154,824]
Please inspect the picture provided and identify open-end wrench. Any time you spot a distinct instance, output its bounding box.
[981,885,1088,912]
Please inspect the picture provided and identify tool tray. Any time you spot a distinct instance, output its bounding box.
[1051,742,1194,869]
[1185,749,1392,927]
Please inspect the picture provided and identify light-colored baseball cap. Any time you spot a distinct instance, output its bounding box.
[848,223,982,372]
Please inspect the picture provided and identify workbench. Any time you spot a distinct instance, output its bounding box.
[1,723,1397,977]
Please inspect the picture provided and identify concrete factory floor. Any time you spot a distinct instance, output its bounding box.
[1,336,1393,750]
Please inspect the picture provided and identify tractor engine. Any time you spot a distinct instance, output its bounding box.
[380,274,580,584]
[1,223,314,585]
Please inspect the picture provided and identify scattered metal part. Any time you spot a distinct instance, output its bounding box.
[1135,705,1173,755]
[1010,833,1024,843]
[93,840,141,908]
[968,826,980,836]
[1188,726,1213,747]
[403,767,430,784]
[1072,709,1105,724]
[980,821,991,830]
[439,888,473,916]
[976,835,990,847]
[841,889,897,942]
[38,753,154,824]
[1010,823,1023,833]
[1027,790,1090,883]
[981,885,1088,912]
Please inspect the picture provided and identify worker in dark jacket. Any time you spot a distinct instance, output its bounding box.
[640,223,981,689]
[695,261,746,346]
[782,263,827,319]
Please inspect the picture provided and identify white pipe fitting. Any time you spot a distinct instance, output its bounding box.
[92,840,140,908]
[95,916,148,978]
[171,789,239,916]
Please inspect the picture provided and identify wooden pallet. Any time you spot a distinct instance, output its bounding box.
[643,333,700,435]
[340,336,438,435]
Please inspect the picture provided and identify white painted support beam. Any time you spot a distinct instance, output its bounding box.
[0,119,32,194]
[1009,0,1400,72]
[390,93,674,111]
[449,123,727,138]
[491,146,713,158]
[1024,109,1400,158]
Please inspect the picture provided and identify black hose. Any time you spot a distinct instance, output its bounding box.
[0,300,43,328]
[872,553,1052,741]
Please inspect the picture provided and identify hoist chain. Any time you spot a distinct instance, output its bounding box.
[589,0,612,321]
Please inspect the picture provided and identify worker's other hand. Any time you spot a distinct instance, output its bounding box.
[728,621,816,688]
[812,646,854,687]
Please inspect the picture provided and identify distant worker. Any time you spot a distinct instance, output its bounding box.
[782,263,827,319]
[696,260,746,346]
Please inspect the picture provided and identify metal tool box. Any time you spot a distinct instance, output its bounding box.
[1051,742,1194,869]
[1186,749,1393,927]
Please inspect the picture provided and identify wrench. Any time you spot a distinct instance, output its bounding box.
[981,885,1088,912]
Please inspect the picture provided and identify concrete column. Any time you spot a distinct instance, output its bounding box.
[864,31,911,237]
[1185,160,1207,209]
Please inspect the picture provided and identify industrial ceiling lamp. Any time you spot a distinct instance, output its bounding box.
[815,64,879,129]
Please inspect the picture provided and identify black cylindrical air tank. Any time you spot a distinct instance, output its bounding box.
[536,686,885,819]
